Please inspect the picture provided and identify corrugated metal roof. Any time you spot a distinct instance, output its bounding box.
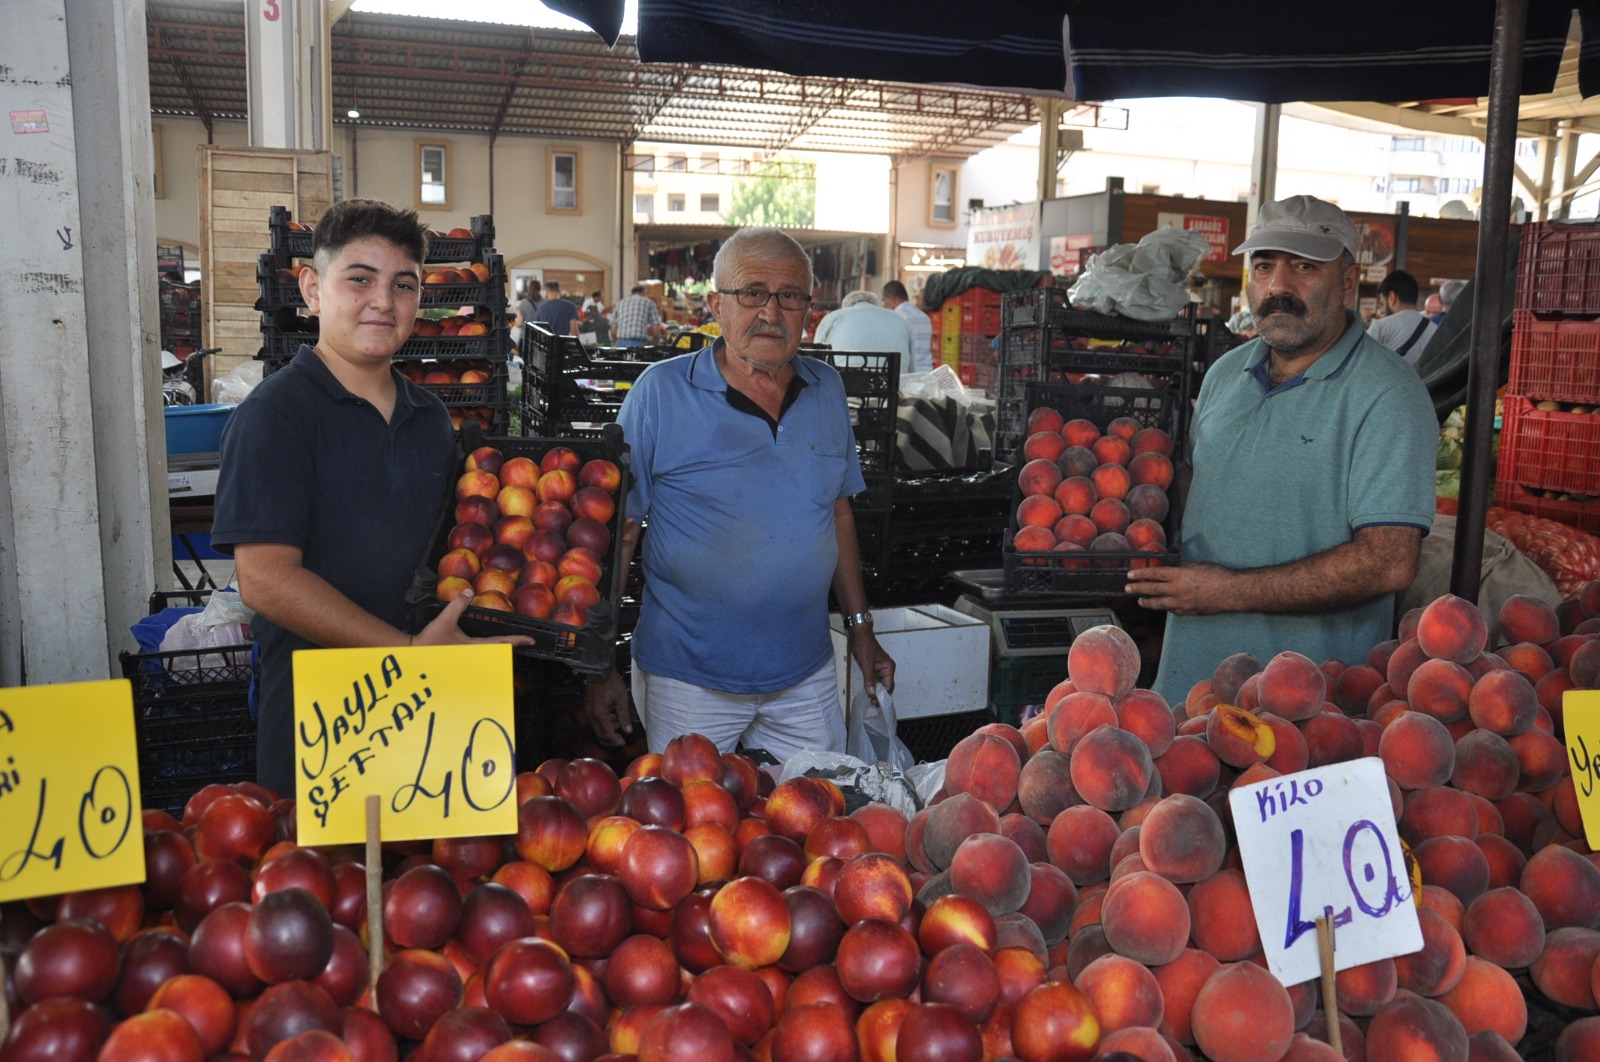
[146,1,1039,162]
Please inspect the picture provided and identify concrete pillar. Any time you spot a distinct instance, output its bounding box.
[1249,103,1282,228]
[1036,98,1068,201]
[246,0,332,150]
[0,0,165,683]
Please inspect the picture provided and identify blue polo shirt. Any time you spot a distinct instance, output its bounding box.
[617,344,866,693]
[1152,314,1437,703]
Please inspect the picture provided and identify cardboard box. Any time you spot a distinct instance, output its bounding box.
[831,604,989,720]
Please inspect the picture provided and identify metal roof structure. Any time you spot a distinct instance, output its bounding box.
[145,1,1041,164]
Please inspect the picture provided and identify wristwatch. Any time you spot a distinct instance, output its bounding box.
[842,610,873,630]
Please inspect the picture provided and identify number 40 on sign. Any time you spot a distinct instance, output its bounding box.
[1229,757,1423,987]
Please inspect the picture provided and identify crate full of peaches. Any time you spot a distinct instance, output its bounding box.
[1004,386,1180,595]
[425,424,630,671]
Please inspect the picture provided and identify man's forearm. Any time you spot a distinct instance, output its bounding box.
[1219,526,1420,615]
[831,499,870,616]
[239,559,411,648]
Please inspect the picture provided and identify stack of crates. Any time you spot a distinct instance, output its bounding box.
[1497,223,1600,533]
[519,326,654,439]
[255,207,513,435]
[159,279,201,360]
[930,288,1003,393]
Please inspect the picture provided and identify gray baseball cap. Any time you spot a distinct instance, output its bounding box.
[1233,195,1362,262]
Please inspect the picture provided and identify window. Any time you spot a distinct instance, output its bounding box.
[417,141,451,208]
[666,153,688,172]
[548,148,580,212]
[634,193,654,222]
[700,193,720,213]
[698,152,719,173]
[667,194,685,212]
[929,163,958,226]
[1392,137,1427,152]
[629,154,655,174]
[1391,177,1423,193]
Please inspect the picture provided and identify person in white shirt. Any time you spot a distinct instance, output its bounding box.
[1366,270,1437,366]
[880,280,934,374]
[813,291,914,363]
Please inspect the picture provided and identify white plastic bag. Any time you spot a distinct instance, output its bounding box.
[899,364,974,406]
[160,591,253,671]
[211,361,263,405]
[780,750,920,817]
[845,681,916,773]
[1068,227,1211,321]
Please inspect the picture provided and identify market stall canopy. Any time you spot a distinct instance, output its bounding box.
[615,1,1600,104]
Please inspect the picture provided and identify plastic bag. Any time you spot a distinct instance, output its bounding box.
[845,681,916,773]
[159,590,254,671]
[212,361,263,405]
[1068,227,1211,321]
[781,750,920,817]
[899,365,974,406]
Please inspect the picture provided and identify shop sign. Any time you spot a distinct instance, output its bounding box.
[1357,220,1396,283]
[1156,212,1230,262]
[1563,692,1600,850]
[10,110,48,135]
[1230,757,1422,987]
[968,203,1039,272]
[294,644,518,845]
[1049,234,1097,274]
[0,681,145,902]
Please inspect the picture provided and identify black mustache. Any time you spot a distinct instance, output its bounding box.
[1256,295,1306,317]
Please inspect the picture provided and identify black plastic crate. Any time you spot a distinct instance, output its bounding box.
[998,327,1190,377]
[1002,288,1196,338]
[1000,378,1184,596]
[896,709,991,765]
[269,206,496,266]
[256,253,509,313]
[995,371,1188,470]
[120,601,256,817]
[411,422,631,674]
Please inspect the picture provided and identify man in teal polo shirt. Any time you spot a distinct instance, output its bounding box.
[583,227,896,760]
[1127,196,1437,704]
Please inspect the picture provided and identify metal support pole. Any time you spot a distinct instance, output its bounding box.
[1249,103,1281,229]
[1451,0,1528,603]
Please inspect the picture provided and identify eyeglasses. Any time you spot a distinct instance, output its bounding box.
[717,287,813,311]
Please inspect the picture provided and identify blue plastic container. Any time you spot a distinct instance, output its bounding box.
[165,404,236,456]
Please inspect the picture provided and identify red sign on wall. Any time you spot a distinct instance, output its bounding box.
[1157,212,1230,263]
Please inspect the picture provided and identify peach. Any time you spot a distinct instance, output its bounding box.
[1497,791,1554,855]
[833,852,913,926]
[1556,1020,1600,1061]
[1061,418,1100,448]
[1014,525,1056,553]
[1386,637,1431,694]
[1010,980,1101,1062]
[1151,949,1218,1045]
[1054,475,1097,515]
[1101,870,1189,965]
[1508,727,1567,791]
[1057,445,1099,479]
[1091,434,1131,468]
[1332,663,1386,715]
[1450,730,1520,802]
[1500,641,1555,682]
[1046,805,1121,887]
[1467,669,1538,735]
[1300,710,1362,768]
[1001,813,1049,863]
[1076,953,1163,1033]
[1052,514,1098,550]
[1019,458,1063,498]
[919,945,1001,1025]
[1462,886,1545,969]
[1334,957,1397,1017]
[1500,594,1560,645]
[1025,428,1071,463]
[1437,955,1527,1042]
[1205,703,1275,768]
[1018,862,1078,945]
[945,733,1022,811]
[1379,711,1456,790]
[1028,406,1065,434]
[1153,736,1220,799]
[1018,749,1081,824]
[835,918,921,1003]
[1190,962,1294,1062]
[1254,651,1327,722]
[1417,593,1489,664]
[917,893,997,957]
[950,834,1031,917]
[1401,785,1479,844]
[1184,869,1259,962]
[1476,833,1527,889]
[1131,426,1173,456]
[1211,652,1262,704]
[1089,497,1131,535]
[1091,463,1131,503]
[1575,638,1600,686]
[1521,843,1600,930]
[1394,906,1466,997]
[1069,725,1154,813]
[925,792,1001,870]
[1416,835,1490,905]
[708,876,790,969]
[1125,483,1170,523]
[1048,691,1117,753]
[1406,658,1473,723]
[1531,926,1600,1010]
[1125,517,1167,551]
[1114,689,1175,757]
[1261,713,1310,775]
[1017,494,1063,529]
[1127,451,1174,490]
[1364,993,1469,1061]
[1066,624,1141,698]
[764,777,835,843]
[1137,794,1224,884]
[849,803,908,863]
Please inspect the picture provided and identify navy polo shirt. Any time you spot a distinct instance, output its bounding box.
[211,344,455,795]
[617,344,866,693]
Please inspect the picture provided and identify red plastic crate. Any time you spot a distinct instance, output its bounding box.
[1497,395,1600,497]
[1493,479,1600,535]
[1508,310,1600,405]
[959,333,998,365]
[1517,221,1600,316]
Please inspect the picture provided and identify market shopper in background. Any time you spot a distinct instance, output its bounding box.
[575,303,612,347]
[1126,195,1437,705]
[583,226,895,759]
[533,278,579,336]
[212,199,530,797]
[612,283,666,346]
[1366,269,1437,365]
[813,290,914,363]
[881,280,934,373]
[1437,277,1467,322]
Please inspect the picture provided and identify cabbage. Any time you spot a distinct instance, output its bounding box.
[1437,434,1463,471]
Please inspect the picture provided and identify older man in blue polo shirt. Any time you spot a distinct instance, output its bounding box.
[1126,196,1437,704]
[583,227,895,760]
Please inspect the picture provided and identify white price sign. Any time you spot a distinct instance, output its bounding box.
[1229,757,1422,986]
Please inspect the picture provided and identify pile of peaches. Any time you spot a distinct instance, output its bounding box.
[411,313,493,338]
[437,444,621,628]
[1010,404,1175,566]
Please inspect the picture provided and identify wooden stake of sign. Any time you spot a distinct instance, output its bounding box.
[1318,915,1342,1054]
[366,795,383,1011]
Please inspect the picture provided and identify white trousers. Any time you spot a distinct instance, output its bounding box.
[631,658,846,763]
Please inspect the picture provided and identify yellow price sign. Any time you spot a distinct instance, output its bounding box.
[293,644,518,846]
[1564,691,1600,851]
[0,680,144,902]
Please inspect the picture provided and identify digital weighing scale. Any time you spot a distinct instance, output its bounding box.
[948,569,1122,722]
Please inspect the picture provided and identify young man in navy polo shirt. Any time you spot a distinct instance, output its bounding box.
[212,199,529,797]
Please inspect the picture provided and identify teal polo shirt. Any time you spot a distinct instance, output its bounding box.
[1152,314,1437,704]
[616,344,866,693]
